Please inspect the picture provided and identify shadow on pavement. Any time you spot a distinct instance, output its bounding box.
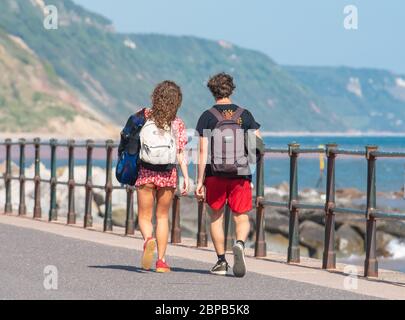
[88,265,221,276]
[88,265,148,273]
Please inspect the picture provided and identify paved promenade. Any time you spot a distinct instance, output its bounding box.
[0,214,404,300]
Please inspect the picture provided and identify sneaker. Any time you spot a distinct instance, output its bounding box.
[142,237,156,270]
[156,259,171,273]
[232,242,247,278]
[210,260,229,276]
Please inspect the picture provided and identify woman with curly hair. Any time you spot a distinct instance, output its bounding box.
[136,80,189,273]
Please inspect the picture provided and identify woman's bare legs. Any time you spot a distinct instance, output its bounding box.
[137,184,155,240]
[155,187,175,260]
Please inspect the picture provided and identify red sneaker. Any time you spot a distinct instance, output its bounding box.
[156,259,171,273]
[142,237,156,270]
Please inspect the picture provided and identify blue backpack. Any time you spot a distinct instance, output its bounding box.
[116,109,146,185]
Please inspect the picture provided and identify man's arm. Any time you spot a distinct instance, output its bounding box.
[195,136,208,200]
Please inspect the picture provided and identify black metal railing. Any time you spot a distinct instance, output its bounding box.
[1,138,405,278]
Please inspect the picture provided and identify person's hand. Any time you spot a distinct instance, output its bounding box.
[195,182,205,202]
[181,177,189,196]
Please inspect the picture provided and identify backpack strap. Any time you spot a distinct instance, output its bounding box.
[231,107,245,122]
[134,108,146,123]
[209,107,245,123]
[209,107,224,122]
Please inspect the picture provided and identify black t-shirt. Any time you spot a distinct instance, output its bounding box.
[195,104,261,180]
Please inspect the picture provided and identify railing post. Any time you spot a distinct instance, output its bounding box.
[255,146,267,257]
[365,145,378,278]
[84,140,94,228]
[33,138,42,219]
[103,140,114,232]
[322,144,337,270]
[197,201,208,247]
[171,194,181,244]
[125,185,135,235]
[4,139,12,214]
[224,204,234,251]
[18,139,26,216]
[49,139,58,221]
[287,143,300,263]
[67,140,76,225]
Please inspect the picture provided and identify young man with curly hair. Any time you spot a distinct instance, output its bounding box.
[195,73,262,277]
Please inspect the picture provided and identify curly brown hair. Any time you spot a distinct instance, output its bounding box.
[207,73,236,100]
[150,81,183,129]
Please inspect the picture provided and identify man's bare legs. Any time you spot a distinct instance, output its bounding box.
[208,206,225,257]
[209,207,250,253]
[208,205,250,277]
[232,211,250,277]
[233,212,250,243]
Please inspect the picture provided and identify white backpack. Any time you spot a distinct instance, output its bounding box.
[139,120,177,167]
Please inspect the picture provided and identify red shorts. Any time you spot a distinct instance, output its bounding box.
[204,177,253,214]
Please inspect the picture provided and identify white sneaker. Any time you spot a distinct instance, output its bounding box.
[232,242,247,278]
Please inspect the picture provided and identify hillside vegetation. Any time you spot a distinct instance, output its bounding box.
[0,0,404,133]
[0,26,118,137]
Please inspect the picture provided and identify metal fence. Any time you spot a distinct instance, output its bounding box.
[1,138,405,278]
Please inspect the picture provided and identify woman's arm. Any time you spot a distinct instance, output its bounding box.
[177,150,189,195]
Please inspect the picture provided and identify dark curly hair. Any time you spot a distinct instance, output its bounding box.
[150,81,183,130]
[207,73,236,100]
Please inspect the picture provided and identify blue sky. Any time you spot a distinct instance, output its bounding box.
[75,0,405,74]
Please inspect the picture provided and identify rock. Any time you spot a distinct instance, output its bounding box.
[93,192,105,207]
[299,188,323,202]
[265,211,290,238]
[299,220,325,258]
[274,182,289,193]
[377,220,405,238]
[112,208,127,227]
[336,224,364,256]
[0,161,19,176]
[299,209,325,225]
[386,239,405,259]
[335,188,364,200]
[264,183,289,199]
[393,188,404,199]
[376,231,396,258]
[335,214,366,238]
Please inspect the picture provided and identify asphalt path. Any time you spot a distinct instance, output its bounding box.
[0,223,378,300]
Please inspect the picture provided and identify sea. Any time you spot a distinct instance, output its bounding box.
[261,135,405,193]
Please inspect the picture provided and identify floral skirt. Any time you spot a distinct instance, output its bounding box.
[135,167,178,189]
